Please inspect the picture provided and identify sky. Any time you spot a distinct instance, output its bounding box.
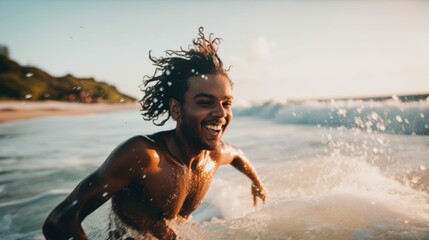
[1,0,429,102]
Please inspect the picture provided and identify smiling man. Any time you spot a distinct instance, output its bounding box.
[43,27,266,240]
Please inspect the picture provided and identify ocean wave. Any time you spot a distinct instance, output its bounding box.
[234,99,429,135]
[189,155,429,239]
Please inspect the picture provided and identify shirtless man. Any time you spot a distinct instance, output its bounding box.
[42,27,266,240]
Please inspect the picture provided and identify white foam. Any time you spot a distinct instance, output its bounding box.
[195,156,429,239]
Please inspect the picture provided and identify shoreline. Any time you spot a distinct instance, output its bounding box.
[0,101,140,123]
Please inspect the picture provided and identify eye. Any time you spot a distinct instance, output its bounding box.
[197,100,213,107]
[223,101,232,108]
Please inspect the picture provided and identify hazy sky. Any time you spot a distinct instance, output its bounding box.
[1,1,428,102]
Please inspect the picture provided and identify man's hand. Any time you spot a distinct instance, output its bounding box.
[251,183,266,206]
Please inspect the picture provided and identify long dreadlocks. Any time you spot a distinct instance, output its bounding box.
[139,27,231,126]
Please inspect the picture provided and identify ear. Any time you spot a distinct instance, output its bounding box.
[169,98,181,121]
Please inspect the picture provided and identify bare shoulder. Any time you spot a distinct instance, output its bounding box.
[100,134,163,173]
[212,142,245,165]
[118,135,158,151]
[109,135,155,158]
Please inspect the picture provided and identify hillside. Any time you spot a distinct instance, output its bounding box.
[0,56,136,103]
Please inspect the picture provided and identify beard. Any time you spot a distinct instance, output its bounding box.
[178,118,223,151]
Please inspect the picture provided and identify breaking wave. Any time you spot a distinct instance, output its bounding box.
[234,98,429,135]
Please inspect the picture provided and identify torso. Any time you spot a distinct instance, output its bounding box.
[111,131,222,233]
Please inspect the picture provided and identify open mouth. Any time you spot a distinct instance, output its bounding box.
[203,123,223,136]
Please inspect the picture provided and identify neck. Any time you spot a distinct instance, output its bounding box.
[170,130,206,169]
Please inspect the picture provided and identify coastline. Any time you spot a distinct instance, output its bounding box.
[0,101,140,122]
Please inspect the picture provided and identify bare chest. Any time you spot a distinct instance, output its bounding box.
[141,158,218,218]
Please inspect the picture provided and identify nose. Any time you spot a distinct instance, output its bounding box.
[212,103,227,118]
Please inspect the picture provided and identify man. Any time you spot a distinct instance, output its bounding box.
[43,27,266,240]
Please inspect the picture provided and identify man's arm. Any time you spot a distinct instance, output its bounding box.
[221,143,266,206]
[42,136,144,240]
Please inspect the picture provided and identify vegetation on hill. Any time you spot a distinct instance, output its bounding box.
[0,55,136,103]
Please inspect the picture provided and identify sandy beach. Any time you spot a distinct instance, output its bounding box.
[0,101,140,122]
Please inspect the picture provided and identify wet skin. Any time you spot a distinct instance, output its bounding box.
[43,74,266,239]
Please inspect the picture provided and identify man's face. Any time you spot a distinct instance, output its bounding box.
[177,74,233,150]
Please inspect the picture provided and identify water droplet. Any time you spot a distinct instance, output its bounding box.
[142,174,146,179]
[201,74,206,79]
[26,72,33,77]
[160,87,164,91]
[292,112,297,117]
[129,168,133,171]
[337,109,347,117]
[167,81,172,86]
[354,117,364,127]
[72,200,78,206]
[425,124,429,129]
[191,69,195,73]
[25,94,32,99]
[404,119,409,124]
[119,98,125,103]
[420,165,426,171]
[103,184,109,188]
[365,120,373,128]
[154,98,158,103]
[392,95,399,101]
[370,112,379,121]
[377,123,386,132]
[149,198,153,201]
[420,113,425,118]
[166,70,171,76]
[395,115,403,123]
[404,220,409,224]
[357,107,363,114]
[102,192,108,197]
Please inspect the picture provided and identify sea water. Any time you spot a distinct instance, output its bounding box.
[0,98,429,239]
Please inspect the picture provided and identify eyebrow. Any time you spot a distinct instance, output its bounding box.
[193,93,233,101]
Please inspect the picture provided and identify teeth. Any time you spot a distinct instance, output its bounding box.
[206,125,222,131]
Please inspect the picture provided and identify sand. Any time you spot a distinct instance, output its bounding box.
[0,101,140,122]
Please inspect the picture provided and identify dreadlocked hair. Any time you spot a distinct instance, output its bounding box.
[139,27,231,126]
